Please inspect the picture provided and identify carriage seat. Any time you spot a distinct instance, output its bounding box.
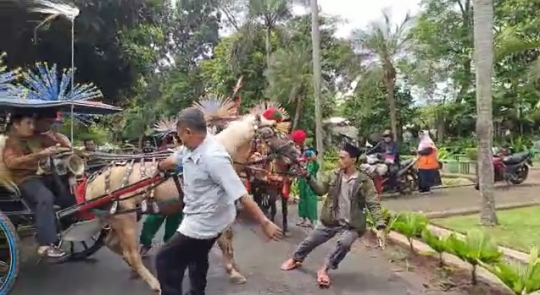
[502,151,531,165]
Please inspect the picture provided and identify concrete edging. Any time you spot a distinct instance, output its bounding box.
[380,229,520,294]
[427,224,529,264]
[425,200,540,218]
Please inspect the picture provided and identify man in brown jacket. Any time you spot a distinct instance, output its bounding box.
[281,142,387,286]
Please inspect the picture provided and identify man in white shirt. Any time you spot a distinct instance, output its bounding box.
[155,107,282,295]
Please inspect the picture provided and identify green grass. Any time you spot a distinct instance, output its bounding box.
[433,206,540,253]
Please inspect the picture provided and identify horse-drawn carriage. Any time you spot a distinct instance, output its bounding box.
[0,98,121,294]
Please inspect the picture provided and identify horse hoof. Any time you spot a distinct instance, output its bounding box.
[141,200,148,213]
[229,272,247,285]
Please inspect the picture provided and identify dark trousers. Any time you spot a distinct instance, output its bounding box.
[418,169,436,192]
[156,232,218,295]
[18,177,59,245]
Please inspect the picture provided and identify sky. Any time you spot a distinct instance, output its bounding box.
[294,0,421,38]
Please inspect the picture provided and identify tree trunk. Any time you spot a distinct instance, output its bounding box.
[310,0,324,163]
[292,96,302,131]
[265,27,272,67]
[473,0,497,226]
[385,80,398,141]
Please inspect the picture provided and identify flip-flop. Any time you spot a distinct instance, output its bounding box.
[280,258,302,271]
[317,270,331,288]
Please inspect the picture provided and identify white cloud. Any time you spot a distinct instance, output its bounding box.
[293,0,420,38]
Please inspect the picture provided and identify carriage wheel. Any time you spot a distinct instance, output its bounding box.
[0,210,20,294]
[65,227,109,261]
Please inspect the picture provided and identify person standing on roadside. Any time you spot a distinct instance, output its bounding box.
[155,107,283,295]
[281,142,386,287]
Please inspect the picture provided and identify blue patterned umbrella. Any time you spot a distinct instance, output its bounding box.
[0,53,23,100]
[18,62,103,126]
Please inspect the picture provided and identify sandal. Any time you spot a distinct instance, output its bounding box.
[38,245,67,259]
[280,258,302,271]
[317,269,331,288]
[296,219,306,226]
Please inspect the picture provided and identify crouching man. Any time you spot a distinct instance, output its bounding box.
[280,142,387,287]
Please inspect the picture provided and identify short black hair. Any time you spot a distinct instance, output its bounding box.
[83,139,94,144]
[176,107,207,134]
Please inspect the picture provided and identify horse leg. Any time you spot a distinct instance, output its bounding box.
[104,228,139,279]
[269,191,277,225]
[281,195,289,235]
[109,214,160,292]
[216,227,246,285]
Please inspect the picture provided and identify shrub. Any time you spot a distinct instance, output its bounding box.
[445,230,502,285]
[421,228,449,267]
[482,247,540,295]
[391,212,429,252]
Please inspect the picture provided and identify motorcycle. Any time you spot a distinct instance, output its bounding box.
[474,149,532,190]
[361,155,419,195]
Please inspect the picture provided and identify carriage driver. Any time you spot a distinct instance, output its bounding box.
[2,112,70,259]
[34,110,71,147]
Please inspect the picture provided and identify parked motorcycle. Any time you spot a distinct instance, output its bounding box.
[474,150,532,190]
[361,155,419,195]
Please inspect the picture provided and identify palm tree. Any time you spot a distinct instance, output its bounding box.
[474,0,497,226]
[264,42,312,129]
[351,11,412,140]
[310,0,324,162]
[231,0,294,68]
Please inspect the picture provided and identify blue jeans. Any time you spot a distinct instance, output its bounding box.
[19,178,58,245]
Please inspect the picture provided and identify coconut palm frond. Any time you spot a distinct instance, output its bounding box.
[153,116,178,136]
[20,62,102,101]
[192,95,238,121]
[248,101,290,120]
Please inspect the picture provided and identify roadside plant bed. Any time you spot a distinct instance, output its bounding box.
[432,206,540,253]
[366,210,540,295]
[362,234,510,295]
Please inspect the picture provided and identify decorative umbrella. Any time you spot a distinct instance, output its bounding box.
[27,0,80,141]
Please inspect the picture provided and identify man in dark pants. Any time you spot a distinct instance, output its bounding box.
[3,113,68,258]
[155,107,283,295]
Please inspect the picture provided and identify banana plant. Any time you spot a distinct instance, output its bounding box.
[391,212,428,252]
[445,230,503,285]
[421,228,449,267]
[481,247,540,295]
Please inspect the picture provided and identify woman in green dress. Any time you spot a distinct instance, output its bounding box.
[297,149,319,228]
[139,213,183,256]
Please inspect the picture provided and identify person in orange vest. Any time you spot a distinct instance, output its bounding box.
[417,130,438,193]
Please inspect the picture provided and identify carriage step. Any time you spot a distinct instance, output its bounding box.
[61,219,103,242]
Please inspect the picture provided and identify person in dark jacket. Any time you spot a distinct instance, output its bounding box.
[366,130,400,189]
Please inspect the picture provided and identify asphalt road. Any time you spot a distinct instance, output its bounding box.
[9,217,463,295]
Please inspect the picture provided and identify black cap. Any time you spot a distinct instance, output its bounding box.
[35,109,58,119]
[342,142,361,159]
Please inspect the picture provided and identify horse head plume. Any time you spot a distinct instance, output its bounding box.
[192,95,238,126]
[249,101,291,133]
[153,116,178,138]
